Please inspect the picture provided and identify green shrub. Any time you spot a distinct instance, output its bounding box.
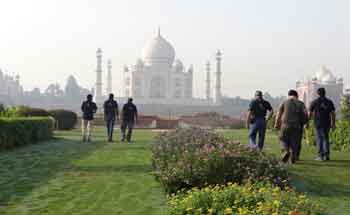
[49,109,77,130]
[304,120,350,152]
[330,120,350,152]
[16,106,50,117]
[168,181,326,215]
[0,117,53,150]
[152,128,289,193]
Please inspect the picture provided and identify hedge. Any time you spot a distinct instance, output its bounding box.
[49,109,78,130]
[0,117,54,150]
[16,106,50,117]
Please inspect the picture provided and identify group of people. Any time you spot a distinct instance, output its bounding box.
[80,94,138,143]
[247,88,336,164]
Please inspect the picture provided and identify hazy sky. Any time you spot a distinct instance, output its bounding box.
[1,0,350,99]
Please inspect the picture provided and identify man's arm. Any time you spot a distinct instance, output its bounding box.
[81,102,85,113]
[330,111,336,129]
[134,106,138,123]
[246,111,252,129]
[116,103,119,120]
[274,103,284,130]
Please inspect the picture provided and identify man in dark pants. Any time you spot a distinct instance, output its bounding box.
[309,88,336,161]
[275,90,308,164]
[81,94,98,143]
[103,94,119,143]
[246,91,273,150]
[121,98,138,143]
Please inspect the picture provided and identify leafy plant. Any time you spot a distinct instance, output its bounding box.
[340,95,350,120]
[152,128,289,193]
[330,120,350,152]
[168,181,326,215]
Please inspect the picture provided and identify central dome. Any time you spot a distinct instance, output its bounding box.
[315,66,336,83]
[142,30,175,65]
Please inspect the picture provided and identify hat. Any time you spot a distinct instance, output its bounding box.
[255,90,263,97]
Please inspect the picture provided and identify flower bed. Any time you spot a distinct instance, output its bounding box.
[168,182,326,215]
[152,128,289,193]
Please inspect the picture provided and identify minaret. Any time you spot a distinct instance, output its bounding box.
[96,48,103,103]
[215,50,222,104]
[106,59,112,95]
[205,61,211,101]
[186,65,194,98]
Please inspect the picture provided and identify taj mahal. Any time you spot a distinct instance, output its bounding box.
[94,29,223,106]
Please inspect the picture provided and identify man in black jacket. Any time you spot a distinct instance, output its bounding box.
[104,94,119,142]
[309,88,336,161]
[121,98,138,143]
[81,94,97,142]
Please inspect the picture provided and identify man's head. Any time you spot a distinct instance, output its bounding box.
[128,98,133,103]
[288,89,298,98]
[317,88,326,98]
[87,94,93,101]
[109,93,114,100]
[255,90,263,100]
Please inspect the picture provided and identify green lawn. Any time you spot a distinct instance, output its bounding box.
[0,128,349,215]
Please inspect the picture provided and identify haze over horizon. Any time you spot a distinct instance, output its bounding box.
[1,0,350,99]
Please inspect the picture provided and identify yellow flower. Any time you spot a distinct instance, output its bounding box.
[208,208,213,214]
[273,200,280,207]
[224,207,233,214]
[186,207,193,211]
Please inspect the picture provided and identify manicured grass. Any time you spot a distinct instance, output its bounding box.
[0,128,349,215]
[0,128,166,215]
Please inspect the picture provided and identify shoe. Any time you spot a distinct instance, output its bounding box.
[325,156,330,161]
[121,138,125,142]
[281,152,290,163]
[315,157,324,161]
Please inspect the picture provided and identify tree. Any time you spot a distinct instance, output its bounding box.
[340,95,350,120]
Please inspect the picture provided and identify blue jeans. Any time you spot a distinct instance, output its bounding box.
[315,127,330,159]
[249,118,267,150]
[106,119,115,141]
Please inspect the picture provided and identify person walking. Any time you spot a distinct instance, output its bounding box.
[246,90,273,150]
[81,94,98,143]
[121,98,138,143]
[275,90,308,164]
[309,88,336,161]
[104,93,119,143]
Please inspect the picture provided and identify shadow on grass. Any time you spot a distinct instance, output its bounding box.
[70,164,153,175]
[0,137,104,206]
[290,171,350,198]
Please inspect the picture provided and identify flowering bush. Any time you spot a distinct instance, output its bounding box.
[168,182,326,215]
[152,128,289,193]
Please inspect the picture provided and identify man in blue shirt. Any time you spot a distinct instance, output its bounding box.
[81,94,97,143]
[309,88,336,161]
[246,91,273,150]
[104,94,119,143]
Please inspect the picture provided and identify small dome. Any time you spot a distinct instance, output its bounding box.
[136,58,144,67]
[142,30,175,66]
[174,59,184,72]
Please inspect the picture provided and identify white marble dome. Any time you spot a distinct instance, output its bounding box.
[315,66,336,83]
[142,31,175,65]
